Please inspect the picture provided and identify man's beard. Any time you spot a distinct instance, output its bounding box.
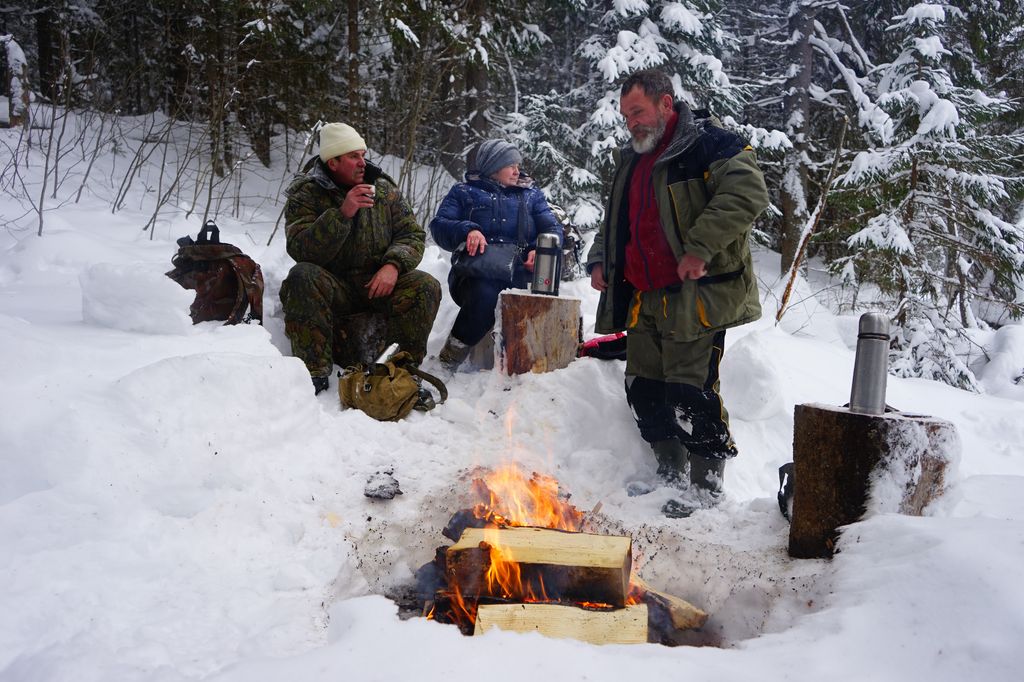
[630,115,667,154]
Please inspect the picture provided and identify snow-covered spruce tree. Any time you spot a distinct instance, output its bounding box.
[362,0,554,182]
[581,0,746,179]
[494,1,606,229]
[836,1,1024,390]
[504,88,605,229]
[724,0,887,271]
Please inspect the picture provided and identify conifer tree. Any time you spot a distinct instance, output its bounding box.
[837,1,1024,389]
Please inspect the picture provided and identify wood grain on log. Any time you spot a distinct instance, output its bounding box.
[788,403,958,559]
[498,291,580,375]
[474,603,648,645]
[631,576,708,631]
[447,526,632,607]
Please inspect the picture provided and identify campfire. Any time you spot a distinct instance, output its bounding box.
[416,464,708,645]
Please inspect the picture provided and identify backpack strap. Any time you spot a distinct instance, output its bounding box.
[224,255,265,324]
[406,364,448,405]
[196,220,220,244]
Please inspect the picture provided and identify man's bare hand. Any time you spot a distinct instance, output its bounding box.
[590,263,607,292]
[341,184,375,219]
[366,263,398,299]
[466,229,487,256]
[523,249,536,273]
[676,253,707,281]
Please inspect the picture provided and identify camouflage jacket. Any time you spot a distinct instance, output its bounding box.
[586,104,769,340]
[284,160,425,280]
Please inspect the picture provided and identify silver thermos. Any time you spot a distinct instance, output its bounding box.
[531,233,561,296]
[849,312,891,415]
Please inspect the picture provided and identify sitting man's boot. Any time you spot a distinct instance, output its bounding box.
[662,455,726,518]
[312,374,330,396]
[438,334,472,373]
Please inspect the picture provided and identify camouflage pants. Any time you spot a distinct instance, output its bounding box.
[280,262,441,376]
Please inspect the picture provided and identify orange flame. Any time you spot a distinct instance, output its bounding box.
[471,463,584,532]
[435,463,647,630]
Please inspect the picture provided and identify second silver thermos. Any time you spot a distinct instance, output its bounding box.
[849,312,891,415]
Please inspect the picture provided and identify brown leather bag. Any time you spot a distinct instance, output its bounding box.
[166,221,264,325]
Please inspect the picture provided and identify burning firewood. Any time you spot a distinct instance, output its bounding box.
[630,576,708,631]
[446,526,633,608]
[418,464,709,645]
[474,603,649,645]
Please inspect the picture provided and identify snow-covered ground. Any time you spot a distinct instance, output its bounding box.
[2,113,1023,681]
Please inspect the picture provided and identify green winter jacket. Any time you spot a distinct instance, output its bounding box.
[587,105,769,341]
[284,160,425,280]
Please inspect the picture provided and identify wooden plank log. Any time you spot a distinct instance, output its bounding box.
[498,291,581,375]
[474,603,648,645]
[630,576,708,631]
[788,403,959,559]
[447,526,632,607]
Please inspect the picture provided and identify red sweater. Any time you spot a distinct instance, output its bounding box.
[624,111,681,292]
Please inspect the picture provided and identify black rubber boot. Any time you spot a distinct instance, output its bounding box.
[312,374,330,395]
[661,456,726,518]
[652,439,688,488]
[690,455,726,495]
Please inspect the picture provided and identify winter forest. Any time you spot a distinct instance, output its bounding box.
[2,0,1023,390]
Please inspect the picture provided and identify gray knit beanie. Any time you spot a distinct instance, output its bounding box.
[471,140,523,178]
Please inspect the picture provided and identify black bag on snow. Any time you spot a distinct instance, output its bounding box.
[166,220,264,325]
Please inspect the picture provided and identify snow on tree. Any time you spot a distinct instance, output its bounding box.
[836,0,1024,390]
[582,0,745,171]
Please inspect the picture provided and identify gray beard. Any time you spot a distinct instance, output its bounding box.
[630,116,668,154]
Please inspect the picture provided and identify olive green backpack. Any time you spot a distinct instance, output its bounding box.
[338,351,447,421]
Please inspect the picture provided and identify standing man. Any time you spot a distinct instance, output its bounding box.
[587,69,769,516]
[280,122,441,395]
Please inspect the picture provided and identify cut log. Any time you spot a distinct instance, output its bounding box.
[788,403,959,559]
[631,576,708,631]
[498,291,581,375]
[446,526,632,607]
[474,603,648,645]
[332,312,388,368]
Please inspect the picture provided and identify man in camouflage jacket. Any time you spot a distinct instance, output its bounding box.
[280,122,440,394]
[587,69,769,515]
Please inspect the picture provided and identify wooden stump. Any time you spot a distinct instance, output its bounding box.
[788,403,959,559]
[332,312,388,368]
[498,291,581,375]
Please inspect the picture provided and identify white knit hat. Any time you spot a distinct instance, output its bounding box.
[318,123,366,162]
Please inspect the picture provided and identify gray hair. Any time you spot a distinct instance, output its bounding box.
[620,69,674,102]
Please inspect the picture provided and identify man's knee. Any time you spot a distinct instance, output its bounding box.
[280,262,335,317]
[624,375,676,443]
[282,262,328,293]
[665,381,737,458]
[393,270,441,315]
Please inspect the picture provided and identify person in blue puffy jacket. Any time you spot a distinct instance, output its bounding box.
[430,139,562,372]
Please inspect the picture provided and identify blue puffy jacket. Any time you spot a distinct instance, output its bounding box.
[429,176,562,252]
